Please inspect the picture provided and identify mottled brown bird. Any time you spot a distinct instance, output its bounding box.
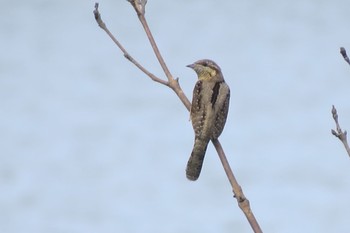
[186,59,230,181]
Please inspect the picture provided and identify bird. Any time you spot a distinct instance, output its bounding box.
[186,59,230,181]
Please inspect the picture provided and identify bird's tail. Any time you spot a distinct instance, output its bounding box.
[186,138,209,181]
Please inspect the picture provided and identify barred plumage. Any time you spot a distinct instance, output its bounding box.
[186,59,230,181]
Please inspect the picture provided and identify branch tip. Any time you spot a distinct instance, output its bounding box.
[93,2,99,19]
[332,105,338,120]
[340,47,350,65]
[93,2,107,29]
[340,47,346,57]
[128,0,147,15]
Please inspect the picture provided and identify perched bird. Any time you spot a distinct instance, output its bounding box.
[186,59,230,181]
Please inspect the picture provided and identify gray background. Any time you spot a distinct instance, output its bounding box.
[1,0,350,232]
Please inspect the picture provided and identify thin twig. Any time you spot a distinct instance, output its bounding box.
[125,0,192,109]
[127,0,173,81]
[331,48,350,157]
[93,3,168,86]
[331,105,350,157]
[94,2,262,233]
[340,47,350,66]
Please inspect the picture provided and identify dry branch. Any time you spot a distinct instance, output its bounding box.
[332,106,350,157]
[93,2,262,233]
[330,47,350,157]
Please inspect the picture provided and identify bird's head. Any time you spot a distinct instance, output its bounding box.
[187,59,223,81]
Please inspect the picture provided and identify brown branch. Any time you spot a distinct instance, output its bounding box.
[340,47,350,66]
[125,0,191,109]
[94,2,262,233]
[93,3,168,86]
[94,2,190,109]
[128,0,173,82]
[212,139,262,232]
[331,105,350,157]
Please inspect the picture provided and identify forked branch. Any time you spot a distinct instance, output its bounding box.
[93,2,262,233]
[332,106,350,157]
[93,3,167,86]
[331,48,350,157]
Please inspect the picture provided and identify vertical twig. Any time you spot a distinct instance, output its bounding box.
[330,47,350,157]
[331,105,350,157]
[126,0,191,109]
[130,0,173,81]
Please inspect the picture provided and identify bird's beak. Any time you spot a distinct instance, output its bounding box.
[186,63,195,69]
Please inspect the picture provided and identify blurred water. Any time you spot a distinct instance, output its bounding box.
[1,0,350,233]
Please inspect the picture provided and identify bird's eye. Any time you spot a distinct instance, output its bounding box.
[202,62,208,67]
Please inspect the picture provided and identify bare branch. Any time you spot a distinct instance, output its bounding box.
[93,2,262,232]
[340,47,350,66]
[212,139,262,233]
[331,105,350,157]
[93,3,168,86]
[127,0,191,109]
[331,48,350,157]
[128,0,174,83]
